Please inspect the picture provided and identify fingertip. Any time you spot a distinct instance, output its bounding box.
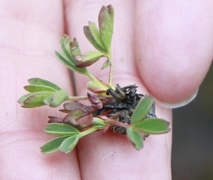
[136,0,213,103]
[155,89,199,108]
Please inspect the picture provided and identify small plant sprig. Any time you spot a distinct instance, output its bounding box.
[18,5,170,154]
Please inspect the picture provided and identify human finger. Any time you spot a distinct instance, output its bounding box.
[0,0,80,178]
[136,0,213,107]
[65,1,172,179]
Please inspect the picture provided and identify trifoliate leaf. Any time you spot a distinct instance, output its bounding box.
[18,92,52,108]
[75,51,105,67]
[59,135,80,153]
[98,5,114,52]
[41,136,68,154]
[127,127,143,150]
[44,123,80,136]
[134,118,170,134]
[43,90,69,107]
[28,78,61,91]
[131,96,154,125]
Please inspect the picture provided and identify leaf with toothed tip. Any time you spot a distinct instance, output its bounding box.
[98,5,114,53]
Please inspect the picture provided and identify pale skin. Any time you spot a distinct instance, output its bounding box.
[0,0,212,179]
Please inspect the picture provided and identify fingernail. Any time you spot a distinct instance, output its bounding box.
[154,89,199,109]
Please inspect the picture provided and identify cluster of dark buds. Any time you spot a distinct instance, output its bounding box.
[94,84,156,135]
[18,5,170,154]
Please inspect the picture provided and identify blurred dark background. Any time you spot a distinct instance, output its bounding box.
[172,62,213,180]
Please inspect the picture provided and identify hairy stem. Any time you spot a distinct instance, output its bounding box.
[107,119,130,129]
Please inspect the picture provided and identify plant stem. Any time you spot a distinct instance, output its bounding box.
[79,126,98,138]
[86,71,99,82]
[68,96,88,101]
[107,119,130,129]
[108,55,113,87]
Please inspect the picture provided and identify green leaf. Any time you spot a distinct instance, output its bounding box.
[18,92,52,108]
[75,51,105,67]
[60,35,74,60]
[44,123,80,136]
[134,118,170,134]
[127,127,143,150]
[92,117,106,129]
[87,21,106,52]
[88,22,105,48]
[101,59,111,69]
[59,135,79,153]
[18,89,68,108]
[55,51,88,75]
[70,38,81,57]
[83,26,107,53]
[87,80,109,93]
[41,136,69,154]
[28,78,61,91]
[24,85,56,92]
[98,5,114,52]
[43,90,69,107]
[131,96,154,125]
[55,35,88,75]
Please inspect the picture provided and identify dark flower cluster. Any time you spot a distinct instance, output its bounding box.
[94,84,156,134]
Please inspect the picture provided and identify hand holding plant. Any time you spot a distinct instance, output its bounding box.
[3,1,211,179]
[19,5,170,154]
